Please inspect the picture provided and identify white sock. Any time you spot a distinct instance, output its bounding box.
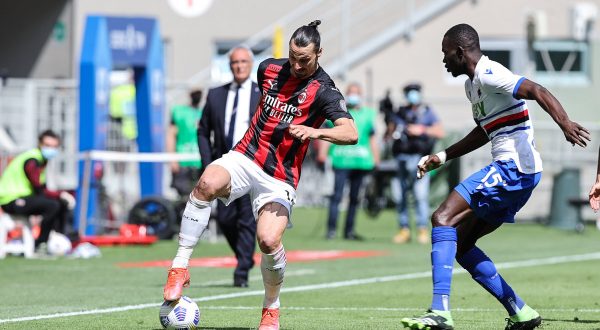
[172,246,193,269]
[171,194,211,269]
[261,245,286,308]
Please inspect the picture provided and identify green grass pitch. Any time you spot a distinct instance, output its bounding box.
[1,208,599,329]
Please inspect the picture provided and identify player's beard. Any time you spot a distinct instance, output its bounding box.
[291,68,307,79]
[292,63,319,79]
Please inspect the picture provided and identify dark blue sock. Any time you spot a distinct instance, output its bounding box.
[457,246,525,315]
[430,226,457,311]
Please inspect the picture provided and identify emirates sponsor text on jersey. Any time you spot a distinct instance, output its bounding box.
[263,93,303,123]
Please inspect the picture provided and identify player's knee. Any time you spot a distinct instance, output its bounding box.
[431,209,452,227]
[257,235,281,254]
[193,176,219,201]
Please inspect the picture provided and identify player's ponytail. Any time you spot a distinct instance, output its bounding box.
[290,20,322,51]
[308,20,321,28]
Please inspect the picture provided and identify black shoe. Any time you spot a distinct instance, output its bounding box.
[233,275,248,288]
[326,230,336,240]
[505,305,542,330]
[505,317,542,330]
[401,309,454,329]
[344,233,365,241]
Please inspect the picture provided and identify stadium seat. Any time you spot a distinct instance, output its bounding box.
[0,213,35,259]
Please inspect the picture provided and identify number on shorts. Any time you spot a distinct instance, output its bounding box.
[476,167,504,189]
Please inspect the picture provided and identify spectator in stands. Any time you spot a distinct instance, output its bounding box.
[108,70,136,175]
[167,89,203,197]
[197,46,260,288]
[319,82,379,240]
[108,70,137,153]
[387,83,444,244]
[0,130,76,253]
[379,89,395,125]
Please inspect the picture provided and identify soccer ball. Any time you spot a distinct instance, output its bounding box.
[47,231,72,256]
[159,296,201,329]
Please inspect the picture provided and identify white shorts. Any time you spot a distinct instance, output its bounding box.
[211,151,297,219]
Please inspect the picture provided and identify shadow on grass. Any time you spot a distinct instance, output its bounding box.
[544,317,600,327]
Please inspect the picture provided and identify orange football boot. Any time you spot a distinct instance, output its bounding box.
[258,308,280,330]
[163,268,190,301]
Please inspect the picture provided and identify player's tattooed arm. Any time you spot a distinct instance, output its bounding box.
[289,118,358,145]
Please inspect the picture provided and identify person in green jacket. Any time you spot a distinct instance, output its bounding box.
[318,82,380,240]
[167,89,203,197]
[0,130,76,251]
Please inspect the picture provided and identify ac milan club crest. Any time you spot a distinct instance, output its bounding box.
[298,92,307,104]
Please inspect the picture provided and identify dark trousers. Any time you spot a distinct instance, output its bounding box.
[327,169,368,236]
[1,195,67,248]
[171,167,201,198]
[216,195,256,279]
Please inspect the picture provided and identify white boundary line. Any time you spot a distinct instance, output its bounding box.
[187,305,600,313]
[1,252,599,324]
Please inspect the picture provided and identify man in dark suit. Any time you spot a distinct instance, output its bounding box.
[197,46,260,287]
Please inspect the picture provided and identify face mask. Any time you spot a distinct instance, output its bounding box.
[41,147,59,160]
[406,90,421,105]
[346,94,361,107]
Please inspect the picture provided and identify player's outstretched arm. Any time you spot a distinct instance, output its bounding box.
[417,126,488,179]
[289,118,358,145]
[515,79,590,147]
[589,146,600,212]
[444,125,489,160]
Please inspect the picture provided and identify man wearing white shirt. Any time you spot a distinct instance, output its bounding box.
[197,46,260,288]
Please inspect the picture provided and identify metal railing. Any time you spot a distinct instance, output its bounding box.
[0,79,79,189]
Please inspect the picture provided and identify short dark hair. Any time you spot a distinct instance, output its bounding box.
[189,89,202,107]
[403,83,422,94]
[38,129,60,144]
[290,20,321,50]
[444,23,480,50]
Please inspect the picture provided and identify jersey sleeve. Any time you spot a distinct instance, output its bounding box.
[317,86,353,122]
[479,62,524,99]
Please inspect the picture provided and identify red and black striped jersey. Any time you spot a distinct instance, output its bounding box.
[234,58,352,189]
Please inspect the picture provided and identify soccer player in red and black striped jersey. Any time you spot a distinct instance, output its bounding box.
[163,20,357,330]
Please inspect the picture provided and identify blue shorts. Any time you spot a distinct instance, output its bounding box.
[454,160,541,224]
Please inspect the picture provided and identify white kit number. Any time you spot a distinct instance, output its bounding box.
[476,167,504,189]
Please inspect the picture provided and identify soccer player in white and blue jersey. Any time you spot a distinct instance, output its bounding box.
[401,24,590,330]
